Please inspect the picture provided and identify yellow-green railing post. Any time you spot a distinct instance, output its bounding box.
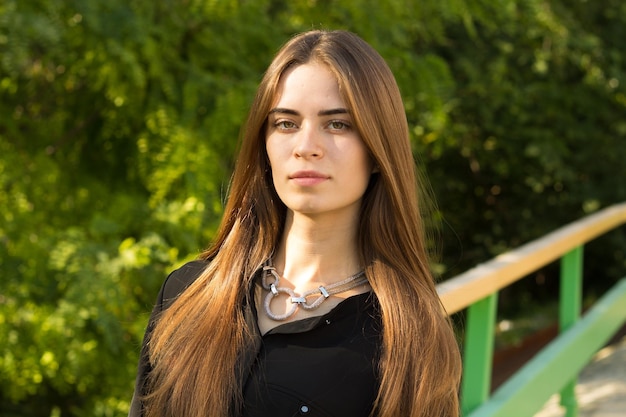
[559,246,584,417]
[465,278,626,417]
[461,293,498,415]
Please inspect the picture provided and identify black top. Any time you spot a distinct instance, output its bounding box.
[129,261,382,417]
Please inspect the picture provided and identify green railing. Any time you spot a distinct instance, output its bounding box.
[436,203,626,417]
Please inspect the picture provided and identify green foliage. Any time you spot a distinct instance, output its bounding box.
[425,0,626,280]
[1,0,624,415]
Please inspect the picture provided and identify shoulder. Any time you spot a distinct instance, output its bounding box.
[159,260,209,309]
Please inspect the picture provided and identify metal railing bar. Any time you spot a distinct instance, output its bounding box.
[460,293,499,415]
[437,203,626,314]
[465,278,626,417]
[559,247,584,416]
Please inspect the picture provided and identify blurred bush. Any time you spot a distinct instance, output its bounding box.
[1,0,624,415]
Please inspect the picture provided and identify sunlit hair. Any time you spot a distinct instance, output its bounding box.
[145,30,461,417]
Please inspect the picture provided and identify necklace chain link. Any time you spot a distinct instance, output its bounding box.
[261,262,368,321]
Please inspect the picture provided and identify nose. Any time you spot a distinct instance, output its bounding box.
[294,124,323,159]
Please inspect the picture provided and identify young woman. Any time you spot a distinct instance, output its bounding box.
[129,30,461,417]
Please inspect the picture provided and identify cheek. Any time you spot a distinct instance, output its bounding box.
[265,138,285,178]
[265,138,277,168]
[353,144,375,176]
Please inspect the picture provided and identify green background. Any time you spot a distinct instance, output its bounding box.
[1,0,625,415]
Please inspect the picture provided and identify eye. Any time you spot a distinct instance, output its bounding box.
[275,120,297,130]
[328,120,351,131]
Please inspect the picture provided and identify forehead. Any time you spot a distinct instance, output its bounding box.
[272,62,346,108]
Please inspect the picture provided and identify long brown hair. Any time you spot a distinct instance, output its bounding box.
[145,30,461,417]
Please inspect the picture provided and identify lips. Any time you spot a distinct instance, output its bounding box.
[290,170,328,179]
[289,170,329,186]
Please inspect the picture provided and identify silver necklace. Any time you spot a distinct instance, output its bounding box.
[261,262,368,321]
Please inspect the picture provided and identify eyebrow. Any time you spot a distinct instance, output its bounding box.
[268,107,350,117]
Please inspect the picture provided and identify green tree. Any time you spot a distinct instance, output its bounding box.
[1,0,624,415]
[427,0,626,289]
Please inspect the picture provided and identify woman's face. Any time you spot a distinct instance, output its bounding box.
[265,62,374,221]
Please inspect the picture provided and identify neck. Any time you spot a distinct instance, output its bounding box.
[272,211,361,286]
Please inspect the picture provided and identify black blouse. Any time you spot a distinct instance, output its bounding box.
[129,260,382,417]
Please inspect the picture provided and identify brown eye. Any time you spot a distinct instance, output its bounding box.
[328,120,350,131]
[276,120,297,130]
